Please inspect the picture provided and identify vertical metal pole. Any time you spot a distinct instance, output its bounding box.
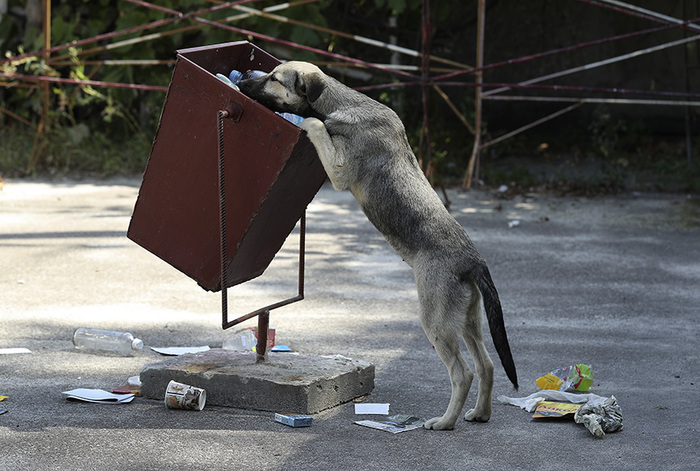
[256,311,269,363]
[298,212,306,300]
[217,110,229,328]
[419,0,432,172]
[42,0,51,125]
[463,0,485,190]
[683,0,694,165]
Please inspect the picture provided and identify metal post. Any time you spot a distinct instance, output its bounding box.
[256,311,269,363]
[42,0,51,123]
[463,0,485,190]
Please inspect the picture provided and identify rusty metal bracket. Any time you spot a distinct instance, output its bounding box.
[216,109,306,362]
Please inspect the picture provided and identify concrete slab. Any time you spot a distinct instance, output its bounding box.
[139,349,374,413]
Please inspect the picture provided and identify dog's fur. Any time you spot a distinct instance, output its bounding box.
[240,62,518,430]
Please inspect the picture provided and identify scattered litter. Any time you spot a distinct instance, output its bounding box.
[127,375,141,386]
[498,184,509,193]
[223,327,276,352]
[508,219,520,228]
[112,384,141,396]
[355,403,390,415]
[62,388,135,404]
[355,415,425,434]
[271,345,291,352]
[275,412,313,428]
[0,408,6,415]
[0,396,7,401]
[164,380,206,411]
[499,391,623,438]
[532,401,582,419]
[574,395,623,438]
[0,348,31,355]
[498,390,605,412]
[151,346,210,356]
[536,364,593,392]
[72,328,143,355]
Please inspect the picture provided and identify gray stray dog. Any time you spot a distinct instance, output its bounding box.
[240,62,518,430]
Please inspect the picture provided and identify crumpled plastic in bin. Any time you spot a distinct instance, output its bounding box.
[574,395,623,438]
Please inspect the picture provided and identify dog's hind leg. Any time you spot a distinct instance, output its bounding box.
[461,288,495,422]
[418,276,474,430]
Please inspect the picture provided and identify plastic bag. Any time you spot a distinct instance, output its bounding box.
[536,364,593,392]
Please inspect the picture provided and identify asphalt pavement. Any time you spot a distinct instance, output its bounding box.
[1,176,698,470]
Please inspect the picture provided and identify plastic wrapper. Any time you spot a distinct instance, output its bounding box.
[536,364,593,392]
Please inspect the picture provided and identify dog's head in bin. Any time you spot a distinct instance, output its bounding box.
[239,61,326,118]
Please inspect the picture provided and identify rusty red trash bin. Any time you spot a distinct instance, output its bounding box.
[127,41,326,292]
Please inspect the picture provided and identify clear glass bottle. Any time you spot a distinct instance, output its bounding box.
[72,328,143,356]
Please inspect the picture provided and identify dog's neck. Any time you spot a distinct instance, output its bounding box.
[310,75,386,123]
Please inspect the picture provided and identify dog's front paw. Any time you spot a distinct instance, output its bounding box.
[464,408,491,422]
[423,416,456,431]
[299,117,325,134]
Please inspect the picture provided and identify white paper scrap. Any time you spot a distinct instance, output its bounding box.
[62,388,135,404]
[0,348,32,355]
[150,346,210,356]
[355,403,390,415]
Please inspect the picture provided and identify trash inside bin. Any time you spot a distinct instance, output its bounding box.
[127,41,327,291]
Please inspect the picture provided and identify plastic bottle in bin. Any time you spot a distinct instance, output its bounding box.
[228,69,304,125]
[72,328,143,355]
[228,69,266,84]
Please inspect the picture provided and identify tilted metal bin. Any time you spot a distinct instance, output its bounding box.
[127,41,326,292]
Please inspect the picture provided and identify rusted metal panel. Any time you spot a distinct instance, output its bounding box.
[127,41,326,291]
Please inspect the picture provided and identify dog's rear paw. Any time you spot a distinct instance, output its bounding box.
[423,416,456,431]
[464,408,491,422]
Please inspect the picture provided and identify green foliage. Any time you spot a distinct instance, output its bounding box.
[0,0,696,191]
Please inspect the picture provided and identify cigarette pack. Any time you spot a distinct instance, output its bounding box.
[275,412,313,427]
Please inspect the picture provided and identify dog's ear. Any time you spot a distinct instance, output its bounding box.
[296,72,325,103]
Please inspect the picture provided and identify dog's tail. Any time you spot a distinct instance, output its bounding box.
[473,263,518,389]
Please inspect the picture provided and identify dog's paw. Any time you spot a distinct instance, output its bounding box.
[464,408,491,423]
[299,117,325,134]
[423,416,456,431]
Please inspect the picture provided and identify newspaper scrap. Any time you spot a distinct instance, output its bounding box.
[355,415,425,434]
[574,395,623,438]
[62,388,135,404]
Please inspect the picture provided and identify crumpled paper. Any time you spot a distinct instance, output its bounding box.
[574,395,623,438]
[497,390,606,412]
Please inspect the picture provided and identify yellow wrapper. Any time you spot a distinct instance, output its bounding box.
[532,401,583,418]
[536,373,563,390]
